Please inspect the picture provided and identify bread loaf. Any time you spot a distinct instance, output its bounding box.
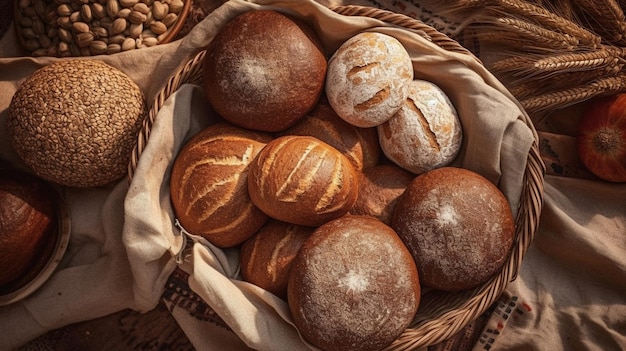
[378,79,463,175]
[280,98,381,171]
[247,135,359,227]
[350,163,414,225]
[202,10,327,132]
[169,123,273,248]
[392,167,515,291]
[326,32,413,128]
[240,220,313,299]
[288,215,421,351]
[1,170,57,291]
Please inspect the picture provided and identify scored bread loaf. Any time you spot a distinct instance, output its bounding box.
[169,122,273,248]
[378,79,463,175]
[247,135,359,227]
[280,98,381,171]
[240,219,313,299]
[288,215,421,351]
[326,32,413,128]
[202,10,327,132]
[392,167,515,291]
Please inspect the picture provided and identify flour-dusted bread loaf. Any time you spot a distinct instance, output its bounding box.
[240,220,313,299]
[288,215,421,351]
[247,135,359,227]
[280,98,380,171]
[202,10,327,132]
[392,167,515,291]
[169,123,273,248]
[1,170,57,291]
[326,32,413,128]
[350,163,414,225]
[378,79,463,175]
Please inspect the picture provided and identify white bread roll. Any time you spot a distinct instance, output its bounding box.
[378,79,462,175]
[326,32,413,128]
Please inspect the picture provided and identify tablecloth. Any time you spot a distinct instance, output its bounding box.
[1,0,625,350]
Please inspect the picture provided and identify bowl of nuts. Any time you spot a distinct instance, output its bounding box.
[13,0,191,57]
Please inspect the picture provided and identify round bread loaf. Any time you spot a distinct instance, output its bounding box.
[1,170,57,291]
[326,32,413,128]
[202,10,327,132]
[288,215,421,351]
[240,220,313,300]
[378,79,463,175]
[170,123,272,248]
[247,135,359,227]
[392,167,515,291]
[280,98,381,171]
[350,163,414,225]
[7,59,145,187]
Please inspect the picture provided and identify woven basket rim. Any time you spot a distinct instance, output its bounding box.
[128,4,546,350]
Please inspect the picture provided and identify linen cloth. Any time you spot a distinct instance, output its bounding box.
[0,1,624,351]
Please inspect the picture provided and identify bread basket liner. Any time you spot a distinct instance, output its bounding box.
[124,0,546,349]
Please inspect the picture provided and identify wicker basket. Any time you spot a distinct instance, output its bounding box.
[128,4,546,350]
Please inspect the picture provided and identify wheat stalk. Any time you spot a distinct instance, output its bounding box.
[478,16,581,51]
[571,0,626,45]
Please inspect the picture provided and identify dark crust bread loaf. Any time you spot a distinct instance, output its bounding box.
[392,167,515,291]
[350,163,414,225]
[169,122,273,248]
[280,97,381,171]
[202,10,327,132]
[247,135,359,227]
[0,170,58,291]
[288,215,421,351]
[240,220,313,299]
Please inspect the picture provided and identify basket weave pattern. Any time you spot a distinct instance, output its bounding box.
[128,5,546,349]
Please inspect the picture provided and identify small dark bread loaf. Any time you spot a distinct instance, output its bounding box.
[169,123,273,248]
[392,167,515,291]
[1,170,57,291]
[350,163,414,225]
[247,135,359,227]
[288,215,421,351]
[280,98,380,171]
[240,220,313,299]
[202,10,327,132]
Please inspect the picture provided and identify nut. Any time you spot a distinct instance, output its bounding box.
[133,2,149,14]
[121,37,135,51]
[149,21,166,35]
[106,0,119,17]
[161,12,177,27]
[80,4,92,22]
[91,3,106,19]
[76,31,95,47]
[110,17,127,35]
[106,43,121,54]
[128,10,147,24]
[57,4,72,16]
[119,0,139,7]
[129,23,142,38]
[169,0,183,13]
[90,40,107,54]
[72,21,90,33]
[152,1,166,20]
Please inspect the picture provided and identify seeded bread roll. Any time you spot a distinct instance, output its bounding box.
[240,220,313,299]
[326,32,413,128]
[350,163,414,225]
[288,215,421,351]
[392,167,515,291]
[170,123,272,248]
[247,135,359,227]
[1,170,57,291]
[202,10,327,132]
[280,98,381,171]
[378,79,463,175]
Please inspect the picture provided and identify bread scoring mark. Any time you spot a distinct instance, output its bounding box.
[408,97,440,152]
[186,173,239,220]
[203,200,256,234]
[275,143,324,202]
[354,87,391,111]
[315,158,345,213]
[346,62,381,85]
[267,229,296,283]
[258,137,291,193]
